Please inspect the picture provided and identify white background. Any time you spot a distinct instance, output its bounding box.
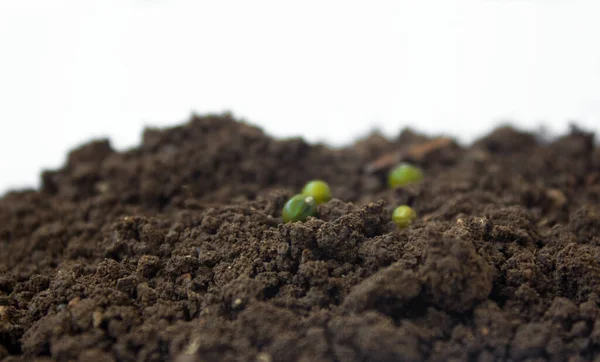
[1,0,599,194]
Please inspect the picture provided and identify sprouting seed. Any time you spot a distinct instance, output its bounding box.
[388,163,423,188]
[392,205,417,229]
[301,180,332,205]
[282,194,318,223]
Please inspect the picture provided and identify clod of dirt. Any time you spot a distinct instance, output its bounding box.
[421,234,494,313]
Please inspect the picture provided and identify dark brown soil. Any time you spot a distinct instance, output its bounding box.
[2,114,600,362]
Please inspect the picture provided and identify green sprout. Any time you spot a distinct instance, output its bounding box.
[388,163,424,188]
[392,205,417,229]
[282,194,318,223]
[301,180,332,205]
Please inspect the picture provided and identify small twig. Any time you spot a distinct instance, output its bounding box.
[365,137,453,173]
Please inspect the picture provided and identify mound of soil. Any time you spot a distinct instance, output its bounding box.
[2,114,600,361]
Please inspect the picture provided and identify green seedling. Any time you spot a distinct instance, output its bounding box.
[388,163,423,188]
[282,194,318,223]
[392,205,417,229]
[301,180,332,205]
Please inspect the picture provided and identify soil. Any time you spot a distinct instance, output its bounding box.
[1,114,600,362]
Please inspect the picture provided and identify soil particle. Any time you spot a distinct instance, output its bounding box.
[2,114,600,361]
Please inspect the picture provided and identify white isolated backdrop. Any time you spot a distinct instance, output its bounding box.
[1,0,599,194]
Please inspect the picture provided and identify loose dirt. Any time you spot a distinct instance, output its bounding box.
[2,114,600,361]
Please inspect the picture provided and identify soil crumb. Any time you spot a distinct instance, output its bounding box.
[2,114,600,361]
